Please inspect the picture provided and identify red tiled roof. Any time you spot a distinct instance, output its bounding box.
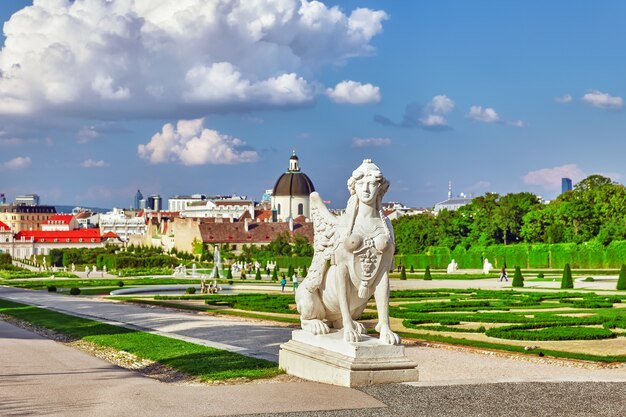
[0,220,10,232]
[45,214,74,224]
[255,210,273,222]
[102,231,119,239]
[74,212,92,219]
[15,229,102,243]
[199,221,313,244]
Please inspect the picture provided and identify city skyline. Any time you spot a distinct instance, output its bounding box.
[2,1,626,209]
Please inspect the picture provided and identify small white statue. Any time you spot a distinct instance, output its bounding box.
[483,258,492,274]
[296,159,399,345]
[447,259,458,274]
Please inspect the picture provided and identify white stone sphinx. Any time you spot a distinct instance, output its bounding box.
[279,159,418,387]
[483,258,493,274]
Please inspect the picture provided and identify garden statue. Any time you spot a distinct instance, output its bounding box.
[295,159,399,345]
[483,258,492,274]
[446,259,458,273]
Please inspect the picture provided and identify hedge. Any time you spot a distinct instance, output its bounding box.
[401,240,626,270]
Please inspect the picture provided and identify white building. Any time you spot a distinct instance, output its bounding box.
[15,194,40,206]
[99,208,146,241]
[168,194,207,212]
[180,196,254,220]
[271,151,315,221]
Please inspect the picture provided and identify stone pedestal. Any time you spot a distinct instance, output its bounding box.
[279,330,418,387]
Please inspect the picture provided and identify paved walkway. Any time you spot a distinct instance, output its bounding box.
[2,285,626,416]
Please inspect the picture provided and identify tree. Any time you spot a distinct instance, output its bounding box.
[400,265,407,280]
[424,265,432,280]
[561,263,573,289]
[512,266,524,287]
[617,265,626,290]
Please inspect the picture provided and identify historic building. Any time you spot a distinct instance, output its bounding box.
[271,151,315,221]
[0,204,57,233]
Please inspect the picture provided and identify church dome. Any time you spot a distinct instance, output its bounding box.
[272,151,315,197]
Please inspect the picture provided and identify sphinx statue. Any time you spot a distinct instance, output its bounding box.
[295,159,400,345]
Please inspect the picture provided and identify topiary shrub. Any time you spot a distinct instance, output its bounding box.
[272,266,278,281]
[117,281,125,287]
[228,280,234,285]
[512,266,524,287]
[69,287,81,296]
[424,265,432,280]
[47,285,57,292]
[561,263,574,289]
[400,265,407,280]
[185,287,196,294]
[617,264,626,290]
[537,272,544,278]
[255,269,262,280]
[584,277,595,282]
[226,267,233,280]
[410,265,415,274]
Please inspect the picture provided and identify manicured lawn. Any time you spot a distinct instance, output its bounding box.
[0,299,281,381]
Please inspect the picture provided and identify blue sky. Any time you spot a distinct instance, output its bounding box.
[1,1,626,209]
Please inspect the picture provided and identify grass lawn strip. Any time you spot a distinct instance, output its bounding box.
[0,299,281,383]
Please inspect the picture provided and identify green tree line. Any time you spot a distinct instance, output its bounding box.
[393,174,626,254]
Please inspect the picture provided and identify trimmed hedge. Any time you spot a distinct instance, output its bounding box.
[400,239,626,269]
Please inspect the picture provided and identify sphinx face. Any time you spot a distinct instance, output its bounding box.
[355,174,380,205]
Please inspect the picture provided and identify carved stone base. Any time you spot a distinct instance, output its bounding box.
[278,330,418,387]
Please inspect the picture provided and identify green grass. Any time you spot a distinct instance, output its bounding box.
[0,299,281,381]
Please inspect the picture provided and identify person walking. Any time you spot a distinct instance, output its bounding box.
[280,274,287,292]
[498,266,508,282]
[292,273,299,291]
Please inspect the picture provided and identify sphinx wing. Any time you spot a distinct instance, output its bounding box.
[303,192,340,291]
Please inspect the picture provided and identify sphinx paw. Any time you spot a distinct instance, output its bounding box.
[353,321,366,335]
[344,328,362,343]
[379,327,401,345]
[302,319,329,335]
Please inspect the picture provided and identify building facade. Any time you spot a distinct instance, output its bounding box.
[0,205,57,233]
[99,208,146,241]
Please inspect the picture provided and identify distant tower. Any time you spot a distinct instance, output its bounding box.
[561,178,572,194]
[271,151,315,221]
[448,181,452,200]
[134,189,143,210]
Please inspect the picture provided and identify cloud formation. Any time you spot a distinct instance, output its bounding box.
[352,137,391,147]
[374,95,455,130]
[81,159,108,168]
[138,118,259,165]
[0,0,387,117]
[522,164,585,190]
[1,156,31,170]
[467,106,500,123]
[581,90,623,109]
[326,81,381,104]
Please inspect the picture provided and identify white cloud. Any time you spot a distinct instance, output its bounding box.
[522,164,586,190]
[0,1,387,117]
[419,114,448,127]
[509,120,526,128]
[581,90,623,109]
[138,118,259,165]
[352,137,391,147]
[428,95,455,114]
[76,126,99,144]
[81,159,108,168]
[326,81,381,104]
[555,94,572,104]
[467,106,500,123]
[1,156,31,170]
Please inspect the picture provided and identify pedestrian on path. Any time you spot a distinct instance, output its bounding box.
[292,274,298,291]
[498,266,508,282]
[280,274,287,292]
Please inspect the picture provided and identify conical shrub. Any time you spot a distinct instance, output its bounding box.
[226,267,233,280]
[410,265,415,274]
[561,263,573,289]
[400,265,407,280]
[512,266,524,287]
[617,264,626,290]
[424,265,432,280]
[272,266,278,281]
[255,268,262,280]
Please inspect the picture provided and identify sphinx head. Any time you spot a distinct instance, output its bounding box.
[347,159,389,207]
